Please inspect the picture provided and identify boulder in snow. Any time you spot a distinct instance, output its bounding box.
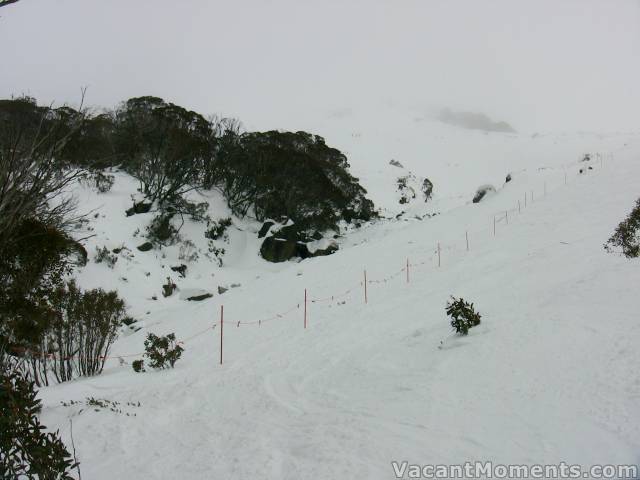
[179,288,213,302]
[137,241,153,252]
[472,185,497,204]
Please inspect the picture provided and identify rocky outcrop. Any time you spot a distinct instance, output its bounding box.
[260,236,309,263]
[258,221,275,238]
[126,201,152,217]
[472,185,497,204]
[307,239,339,257]
[179,288,213,301]
[171,264,187,278]
[137,241,153,252]
[260,222,339,263]
[395,173,434,205]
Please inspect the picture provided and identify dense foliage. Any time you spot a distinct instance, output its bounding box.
[113,96,211,206]
[214,130,375,230]
[0,97,126,387]
[605,197,640,258]
[2,96,375,233]
[446,297,482,335]
[0,363,78,479]
[143,333,183,369]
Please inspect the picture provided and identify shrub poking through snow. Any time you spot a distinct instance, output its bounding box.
[81,170,115,193]
[132,359,145,373]
[143,333,183,369]
[94,245,118,268]
[446,296,481,335]
[422,178,434,202]
[93,171,115,193]
[205,217,232,241]
[147,213,178,245]
[605,197,640,258]
[161,277,177,298]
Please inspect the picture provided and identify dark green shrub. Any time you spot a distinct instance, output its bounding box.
[605,198,640,258]
[0,219,86,386]
[0,364,78,478]
[161,277,177,298]
[46,281,127,381]
[143,333,183,369]
[147,213,178,245]
[213,130,376,231]
[113,96,211,206]
[446,296,481,335]
[205,217,232,241]
[132,359,145,373]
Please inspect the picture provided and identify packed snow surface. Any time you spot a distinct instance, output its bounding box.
[38,114,640,479]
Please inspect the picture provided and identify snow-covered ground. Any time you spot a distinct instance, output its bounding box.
[38,115,640,479]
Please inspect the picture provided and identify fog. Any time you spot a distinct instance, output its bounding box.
[1,0,639,133]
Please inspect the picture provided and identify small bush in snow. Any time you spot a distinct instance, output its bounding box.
[605,197,640,258]
[94,245,118,268]
[207,246,226,267]
[147,213,178,245]
[81,170,115,193]
[174,198,210,222]
[161,277,177,298]
[94,171,115,193]
[178,239,199,263]
[132,359,145,373]
[446,296,481,335]
[143,332,183,369]
[205,217,232,241]
[422,178,434,202]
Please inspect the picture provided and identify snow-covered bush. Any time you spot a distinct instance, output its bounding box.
[178,240,199,263]
[89,171,115,193]
[605,197,640,258]
[205,217,232,241]
[446,296,481,335]
[397,176,416,205]
[422,178,434,202]
[147,213,179,245]
[143,333,183,369]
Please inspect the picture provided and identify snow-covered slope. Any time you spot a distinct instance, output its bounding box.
[38,120,640,479]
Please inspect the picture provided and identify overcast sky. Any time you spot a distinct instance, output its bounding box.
[1,0,639,133]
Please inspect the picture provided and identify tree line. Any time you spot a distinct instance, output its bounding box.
[1,94,375,381]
